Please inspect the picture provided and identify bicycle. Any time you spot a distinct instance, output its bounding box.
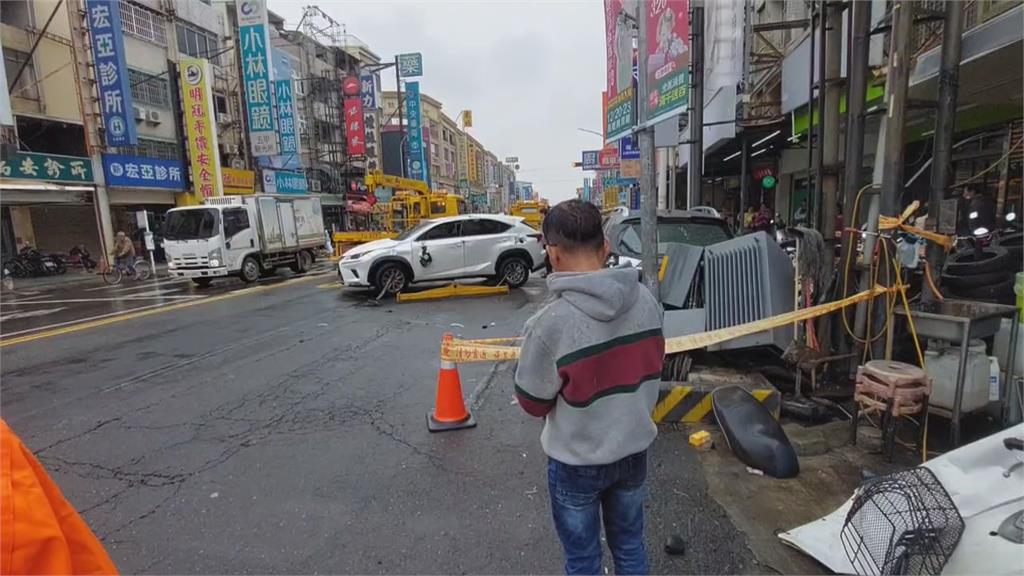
[102,257,153,285]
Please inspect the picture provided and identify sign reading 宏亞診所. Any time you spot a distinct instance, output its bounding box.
[179,57,223,198]
[86,0,137,147]
[237,0,279,157]
[0,151,94,183]
[405,81,426,182]
[102,154,185,190]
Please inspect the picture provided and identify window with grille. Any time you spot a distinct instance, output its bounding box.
[119,1,167,46]
[128,69,170,108]
[176,24,220,66]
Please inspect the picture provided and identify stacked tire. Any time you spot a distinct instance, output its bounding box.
[941,244,1021,304]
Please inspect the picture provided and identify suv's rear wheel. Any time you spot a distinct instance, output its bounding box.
[374,262,409,296]
[498,256,530,288]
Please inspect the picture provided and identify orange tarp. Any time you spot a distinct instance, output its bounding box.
[1,419,118,575]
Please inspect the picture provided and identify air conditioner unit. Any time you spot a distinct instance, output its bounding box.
[146,109,162,124]
[133,106,146,121]
[216,112,232,125]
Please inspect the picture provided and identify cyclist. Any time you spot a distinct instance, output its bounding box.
[113,231,136,276]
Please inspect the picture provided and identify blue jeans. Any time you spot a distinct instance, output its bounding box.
[115,256,135,275]
[547,451,648,575]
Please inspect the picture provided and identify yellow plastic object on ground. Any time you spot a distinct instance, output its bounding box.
[396,283,510,303]
[332,231,398,245]
[689,430,713,451]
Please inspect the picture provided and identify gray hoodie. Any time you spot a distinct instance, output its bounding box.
[514,268,665,466]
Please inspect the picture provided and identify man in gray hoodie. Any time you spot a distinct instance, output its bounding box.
[515,199,664,575]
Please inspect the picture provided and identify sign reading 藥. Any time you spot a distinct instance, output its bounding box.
[0,151,94,183]
[581,150,601,171]
[397,53,423,78]
[644,0,690,123]
[405,81,426,182]
[86,0,137,147]
[179,58,223,198]
[102,154,184,189]
[237,0,279,157]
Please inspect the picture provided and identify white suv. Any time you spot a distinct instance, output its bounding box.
[337,214,545,295]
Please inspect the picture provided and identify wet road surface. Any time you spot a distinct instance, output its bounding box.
[1,272,754,574]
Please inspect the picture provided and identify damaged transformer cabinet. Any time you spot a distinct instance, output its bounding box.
[661,231,795,350]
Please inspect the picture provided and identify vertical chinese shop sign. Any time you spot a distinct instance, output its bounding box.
[85,0,137,146]
[342,76,365,156]
[237,0,279,156]
[179,58,223,198]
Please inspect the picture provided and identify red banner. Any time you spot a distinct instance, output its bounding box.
[598,146,620,169]
[344,96,365,156]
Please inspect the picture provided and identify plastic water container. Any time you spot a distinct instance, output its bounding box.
[993,318,1024,376]
[924,339,991,413]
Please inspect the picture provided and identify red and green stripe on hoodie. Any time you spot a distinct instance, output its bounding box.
[514,268,665,466]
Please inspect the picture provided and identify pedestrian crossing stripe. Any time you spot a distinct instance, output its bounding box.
[652,385,780,423]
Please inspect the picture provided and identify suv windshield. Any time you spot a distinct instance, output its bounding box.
[396,219,436,241]
[163,209,221,241]
[618,220,731,257]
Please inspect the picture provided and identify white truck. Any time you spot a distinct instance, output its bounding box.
[162,195,326,286]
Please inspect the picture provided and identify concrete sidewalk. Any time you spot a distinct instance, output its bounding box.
[4,264,170,292]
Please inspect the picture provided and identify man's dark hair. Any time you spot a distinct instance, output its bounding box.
[541,199,604,252]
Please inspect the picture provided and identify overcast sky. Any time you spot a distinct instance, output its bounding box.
[268,0,605,202]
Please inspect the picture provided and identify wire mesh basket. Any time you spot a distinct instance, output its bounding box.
[841,467,964,575]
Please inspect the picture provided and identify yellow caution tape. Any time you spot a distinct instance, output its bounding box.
[441,285,892,363]
[878,200,954,250]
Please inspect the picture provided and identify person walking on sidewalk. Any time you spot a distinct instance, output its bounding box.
[515,199,665,575]
[113,231,136,275]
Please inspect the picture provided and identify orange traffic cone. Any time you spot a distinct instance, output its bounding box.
[428,335,476,432]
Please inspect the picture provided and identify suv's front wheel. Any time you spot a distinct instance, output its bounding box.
[498,256,530,288]
[374,262,409,296]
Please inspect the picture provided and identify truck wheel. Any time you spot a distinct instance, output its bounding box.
[291,250,312,274]
[498,256,530,288]
[374,262,408,295]
[192,278,213,288]
[240,257,261,283]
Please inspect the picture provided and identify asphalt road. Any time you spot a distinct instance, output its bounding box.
[1,271,754,574]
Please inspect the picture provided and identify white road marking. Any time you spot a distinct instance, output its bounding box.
[0,302,181,337]
[115,288,184,298]
[0,307,68,322]
[84,278,189,292]
[1,295,201,305]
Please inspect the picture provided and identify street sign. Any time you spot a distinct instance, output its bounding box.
[619,136,640,160]
[397,53,423,77]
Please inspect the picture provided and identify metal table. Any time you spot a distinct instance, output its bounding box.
[895,300,1020,447]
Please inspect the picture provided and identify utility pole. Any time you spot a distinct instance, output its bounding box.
[739,134,749,228]
[821,0,843,240]
[394,55,405,177]
[840,0,871,272]
[638,2,658,296]
[852,0,915,355]
[806,2,816,227]
[925,0,963,299]
[687,2,704,209]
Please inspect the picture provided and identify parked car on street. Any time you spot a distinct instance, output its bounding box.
[337,214,545,295]
[603,209,734,269]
